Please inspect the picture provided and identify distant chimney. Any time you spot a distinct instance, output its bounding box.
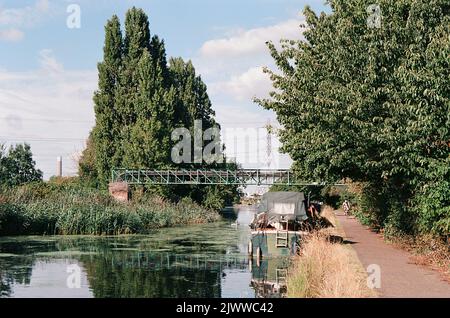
[57,156,62,177]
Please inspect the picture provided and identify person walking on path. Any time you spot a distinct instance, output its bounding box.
[342,200,350,216]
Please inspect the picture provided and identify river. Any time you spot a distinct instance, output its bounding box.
[0,206,290,298]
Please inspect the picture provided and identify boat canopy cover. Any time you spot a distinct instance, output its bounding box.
[257,191,308,221]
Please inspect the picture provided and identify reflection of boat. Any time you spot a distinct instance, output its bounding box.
[250,257,290,298]
[248,192,310,258]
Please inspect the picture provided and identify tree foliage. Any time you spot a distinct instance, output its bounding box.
[80,7,240,208]
[0,144,43,187]
[258,0,449,236]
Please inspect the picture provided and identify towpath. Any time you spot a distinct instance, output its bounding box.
[336,212,450,298]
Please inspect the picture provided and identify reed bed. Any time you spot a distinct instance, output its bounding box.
[0,183,221,236]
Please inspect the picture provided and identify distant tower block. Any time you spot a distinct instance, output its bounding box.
[57,156,62,177]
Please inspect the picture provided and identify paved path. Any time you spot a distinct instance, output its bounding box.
[336,212,450,298]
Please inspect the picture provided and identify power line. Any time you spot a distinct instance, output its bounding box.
[0,136,86,142]
[0,116,273,126]
[0,116,94,124]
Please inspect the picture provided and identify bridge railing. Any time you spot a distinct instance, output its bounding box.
[111,168,336,186]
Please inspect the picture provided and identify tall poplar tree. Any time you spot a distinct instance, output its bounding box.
[169,57,216,129]
[80,7,241,208]
[84,15,123,184]
[122,49,175,169]
[112,8,151,169]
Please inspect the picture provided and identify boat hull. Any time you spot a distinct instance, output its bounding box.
[249,230,306,257]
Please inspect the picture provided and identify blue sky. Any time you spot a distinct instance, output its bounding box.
[0,0,330,179]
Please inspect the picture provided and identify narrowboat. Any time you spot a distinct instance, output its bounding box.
[248,192,312,258]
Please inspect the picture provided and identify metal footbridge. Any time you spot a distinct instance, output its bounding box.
[111,169,343,186]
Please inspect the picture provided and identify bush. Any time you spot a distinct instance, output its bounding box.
[0,204,26,235]
[334,177,449,240]
[414,181,450,238]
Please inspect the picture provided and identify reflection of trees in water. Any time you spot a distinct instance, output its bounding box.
[80,251,252,298]
[0,280,12,297]
[82,255,223,298]
[0,239,55,297]
[0,245,289,299]
[0,225,250,298]
[0,237,96,297]
[0,256,34,297]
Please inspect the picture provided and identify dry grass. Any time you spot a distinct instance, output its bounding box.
[287,207,377,298]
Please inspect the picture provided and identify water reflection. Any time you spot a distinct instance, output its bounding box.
[0,207,290,298]
[251,258,289,298]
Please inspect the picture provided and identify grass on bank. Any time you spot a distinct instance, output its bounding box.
[0,181,221,236]
[287,207,377,298]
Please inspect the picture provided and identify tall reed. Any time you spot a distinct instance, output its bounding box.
[0,182,221,236]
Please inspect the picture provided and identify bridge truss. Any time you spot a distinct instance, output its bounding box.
[111,169,342,187]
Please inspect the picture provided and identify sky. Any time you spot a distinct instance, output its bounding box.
[0,0,330,180]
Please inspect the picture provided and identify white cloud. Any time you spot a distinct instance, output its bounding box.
[0,28,24,42]
[194,17,305,98]
[0,50,97,179]
[35,0,50,12]
[39,49,64,73]
[0,0,50,41]
[193,18,304,78]
[200,19,303,59]
[210,66,272,102]
[190,18,303,169]
[0,0,50,27]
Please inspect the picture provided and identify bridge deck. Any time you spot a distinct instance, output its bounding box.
[111,169,339,186]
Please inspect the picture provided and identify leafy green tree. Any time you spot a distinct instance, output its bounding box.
[0,145,7,186]
[169,57,216,130]
[258,0,449,235]
[122,49,175,169]
[80,7,240,209]
[150,35,171,88]
[168,58,241,205]
[86,15,123,185]
[116,7,151,127]
[0,144,42,187]
[78,136,99,187]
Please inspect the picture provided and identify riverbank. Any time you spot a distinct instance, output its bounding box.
[287,207,376,298]
[0,181,221,236]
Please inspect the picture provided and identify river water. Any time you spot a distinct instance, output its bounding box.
[0,206,290,298]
